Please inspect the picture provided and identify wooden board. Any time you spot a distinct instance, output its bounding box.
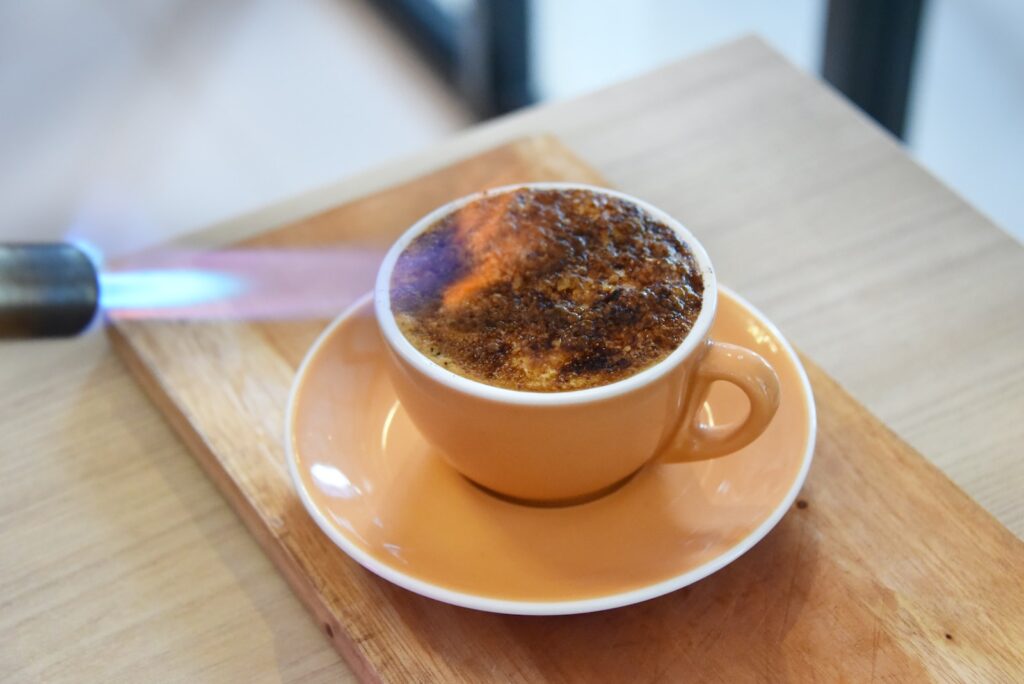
[109,137,1024,682]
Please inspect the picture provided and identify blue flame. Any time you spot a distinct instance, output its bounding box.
[99,269,243,310]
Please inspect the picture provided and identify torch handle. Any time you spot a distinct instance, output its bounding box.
[0,243,99,338]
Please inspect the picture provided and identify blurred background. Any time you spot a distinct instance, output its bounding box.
[1,0,1021,258]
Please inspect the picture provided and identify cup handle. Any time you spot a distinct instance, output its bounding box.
[662,340,781,463]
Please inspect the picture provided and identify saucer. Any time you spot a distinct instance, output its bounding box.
[287,286,815,615]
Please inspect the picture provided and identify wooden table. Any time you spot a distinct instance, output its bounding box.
[3,38,1021,682]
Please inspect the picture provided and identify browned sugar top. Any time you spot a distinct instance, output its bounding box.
[389,188,704,392]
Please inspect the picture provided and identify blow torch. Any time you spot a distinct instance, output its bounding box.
[0,243,382,338]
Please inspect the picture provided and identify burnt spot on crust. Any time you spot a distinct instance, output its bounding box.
[390,188,704,392]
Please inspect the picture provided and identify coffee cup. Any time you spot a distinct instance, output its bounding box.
[374,183,780,503]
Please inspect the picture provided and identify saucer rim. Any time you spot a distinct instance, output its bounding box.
[286,285,817,616]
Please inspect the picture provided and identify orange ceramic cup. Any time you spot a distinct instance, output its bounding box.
[374,183,780,503]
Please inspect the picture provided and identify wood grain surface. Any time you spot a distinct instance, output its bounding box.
[107,136,1024,682]
[3,38,1022,682]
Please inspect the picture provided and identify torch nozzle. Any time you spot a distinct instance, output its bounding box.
[0,243,99,338]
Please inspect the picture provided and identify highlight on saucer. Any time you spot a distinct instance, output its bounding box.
[388,187,704,392]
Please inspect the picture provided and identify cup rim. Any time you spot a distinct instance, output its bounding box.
[373,182,718,406]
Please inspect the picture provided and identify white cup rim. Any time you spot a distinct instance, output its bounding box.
[373,182,718,407]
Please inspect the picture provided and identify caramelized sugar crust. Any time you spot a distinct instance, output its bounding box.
[390,188,703,391]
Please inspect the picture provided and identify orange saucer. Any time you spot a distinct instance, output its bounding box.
[287,286,815,615]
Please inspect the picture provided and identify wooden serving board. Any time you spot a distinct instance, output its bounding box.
[110,137,1024,682]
